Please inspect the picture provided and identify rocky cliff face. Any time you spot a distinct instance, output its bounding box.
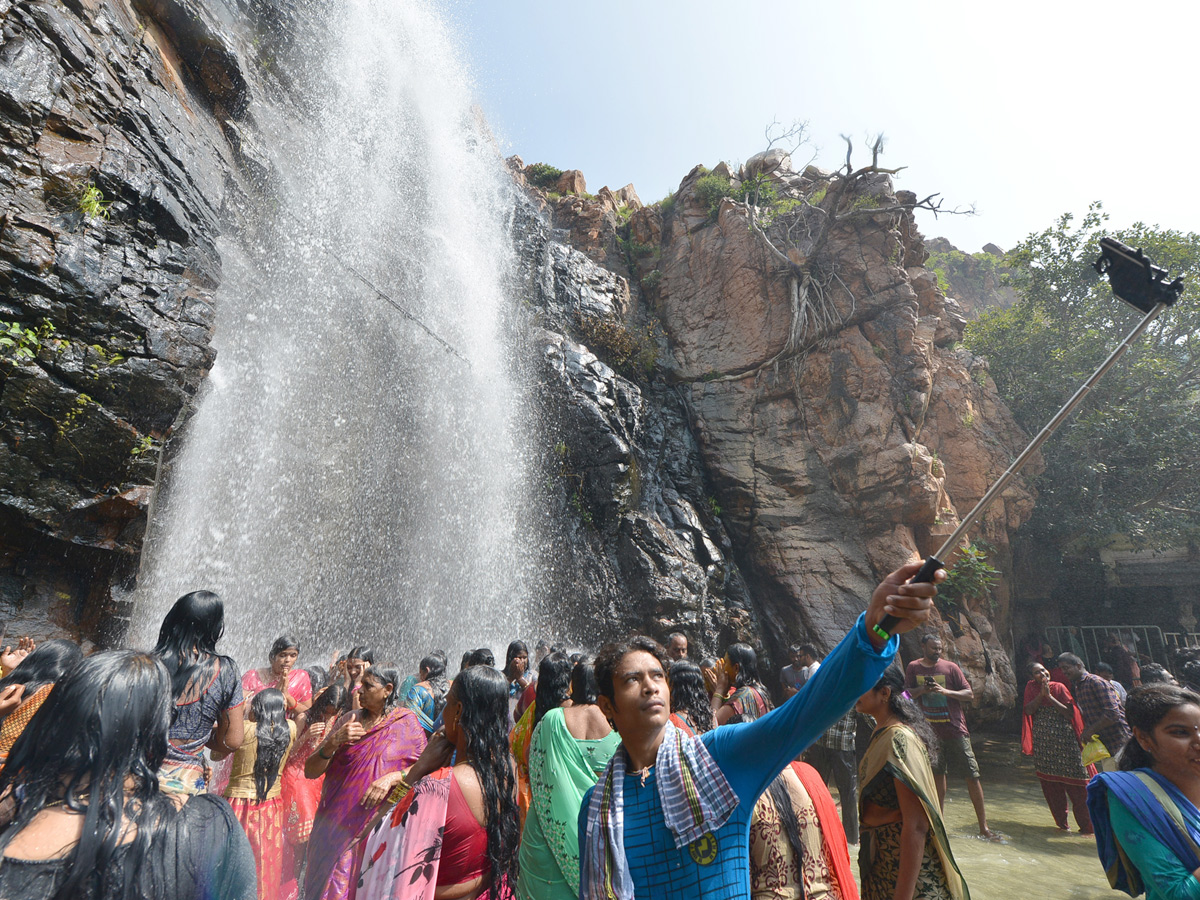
[517,151,1038,716]
[0,0,270,643]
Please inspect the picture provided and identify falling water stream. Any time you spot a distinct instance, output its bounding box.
[130,0,537,667]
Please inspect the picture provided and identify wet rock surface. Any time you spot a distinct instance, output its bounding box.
[0,0,260,641]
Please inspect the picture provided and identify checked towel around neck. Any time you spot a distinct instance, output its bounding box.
[581,721,738,900]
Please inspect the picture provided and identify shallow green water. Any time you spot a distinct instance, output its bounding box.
[842,734,1113,900]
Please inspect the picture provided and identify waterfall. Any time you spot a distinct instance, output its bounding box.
[129,0,537,669]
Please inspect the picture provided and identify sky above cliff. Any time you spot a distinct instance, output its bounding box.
[450,0,1196,254]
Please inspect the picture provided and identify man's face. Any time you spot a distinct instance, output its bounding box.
[667,635,688,661]
[923,639,943,662]
[1060,659,1084,682]
[790,649,803,667]
[598,650,670,737]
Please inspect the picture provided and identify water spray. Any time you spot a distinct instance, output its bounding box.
[873,237,1186,642]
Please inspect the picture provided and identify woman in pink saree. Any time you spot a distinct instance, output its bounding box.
[358,665,520,900]
[303,665,426,900]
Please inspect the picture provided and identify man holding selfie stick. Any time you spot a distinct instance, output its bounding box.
[905,633,1000,840]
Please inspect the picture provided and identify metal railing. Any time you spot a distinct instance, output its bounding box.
[1044,625,1168,671]
[1164,632,1200,652]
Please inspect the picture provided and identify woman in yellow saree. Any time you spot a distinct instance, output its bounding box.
[856,666,969,900]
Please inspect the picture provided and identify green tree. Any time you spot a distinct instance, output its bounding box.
[964,204,1200,551]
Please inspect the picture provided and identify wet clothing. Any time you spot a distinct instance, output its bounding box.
[1021,678,1095,832]
[161,658,244,795]
[0,793,255,900]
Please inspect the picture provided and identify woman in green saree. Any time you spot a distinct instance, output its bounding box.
[517,658,620,900]
[856,666,969,900]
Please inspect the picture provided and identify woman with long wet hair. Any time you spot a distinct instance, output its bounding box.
[1088,684,1200,900]
[856,666,968,900]
[512,653,573,825]
[217,688,297,900]
[359,665,521,899]
[668,660,714,736]
[404,652,450,734]
[518,658,619,900]
[0,639,82,765]
[713,642,773,726]
[281,684,346,900]
[0,650,255,899]
[153,589,245,794]
[304,666,425,900]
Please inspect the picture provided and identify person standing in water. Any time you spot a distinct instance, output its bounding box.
[905,634,998,840]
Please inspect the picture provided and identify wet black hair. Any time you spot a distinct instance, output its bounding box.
[450,665,519,894]
[870,665,940,770]
[725,642,766,691]
[306,666,329,691]
[669,660,714,734]
[1095,661,1115,676]
[250,688,290,802]
[152,590,235,702]
[796,644,819,660]
[504,640,529,681]
[767,769,806,865]
[269,634,301,660]
[570,658,599,705]
[0,651,176,900]
[0,639,82,706]
[312,683,348,718]
[468,647,495,668]
[1121,684,1200,770]
[419,653,450,716]
[347,646,375,665]
[532,652,573,729]
[594,636,669,703]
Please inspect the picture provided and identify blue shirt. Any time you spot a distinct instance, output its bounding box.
[579,613,896,899]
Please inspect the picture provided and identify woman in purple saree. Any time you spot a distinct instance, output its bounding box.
[303,665,426,900]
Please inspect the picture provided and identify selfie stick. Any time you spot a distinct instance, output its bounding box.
[872,238,1184,641]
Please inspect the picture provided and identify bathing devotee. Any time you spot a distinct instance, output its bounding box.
[243,634,313,720]
[303,665,426,900]
[0,638,82,766]
[517,658,621,900]
[513,652,574,825]
[506,640,533,701]
[857,666,969,900]
[281,683,346,900]
[153,589,244,794]
[358,665,521,899]
[215,687,297,900]
[1088,684,1200,900]
[576,561,940,900]
[712,642,773,726]
[343,645,375,707]
[403,652,451,734]
[0,650,255,900]
[669,659,714,736]
[1022,661,1096,833]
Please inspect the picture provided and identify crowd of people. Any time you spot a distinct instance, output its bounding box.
[2,573,1200,900]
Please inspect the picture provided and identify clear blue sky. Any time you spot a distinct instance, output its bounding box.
[445,0,1197,253]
